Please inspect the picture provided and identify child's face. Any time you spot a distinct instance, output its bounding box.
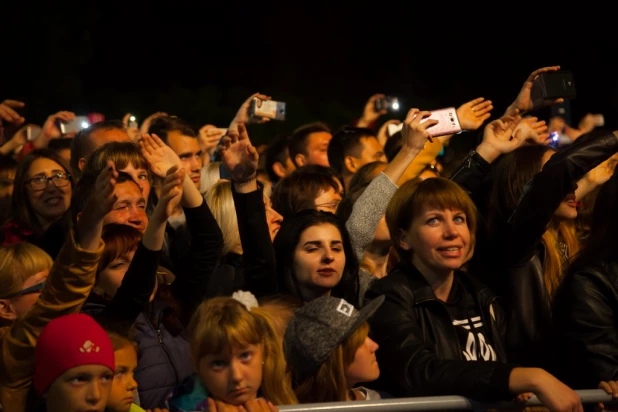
[106,346,138,412]
[45,364,113,412]
[199,344,264,406]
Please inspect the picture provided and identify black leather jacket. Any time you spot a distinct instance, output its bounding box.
[553,260,618,388]
[364,261,515,401]
[452,130,618,369]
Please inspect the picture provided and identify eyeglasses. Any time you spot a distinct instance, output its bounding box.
[0,281,46,300]
[26,173,71,191]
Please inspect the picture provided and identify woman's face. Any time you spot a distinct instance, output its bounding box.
[541,150,578,220]
[292,224,346,299]
[25,157,71,228]
[344,336,380,387]
[119,163,151,201]
[399,206,471,274]
[199,344,263,406]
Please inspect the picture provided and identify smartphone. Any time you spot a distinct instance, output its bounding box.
[419,107,462,137]
[249,98,286,121]
[26,125,42,142]
[58,116,90,135]
[531,71,577,101]
[375,97,399,112]
[385,108,462,137]
[128,115,138,129]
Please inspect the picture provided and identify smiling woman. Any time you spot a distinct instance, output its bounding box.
[0,149,74,246]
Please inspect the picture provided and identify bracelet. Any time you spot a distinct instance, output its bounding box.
[232,173,257,187]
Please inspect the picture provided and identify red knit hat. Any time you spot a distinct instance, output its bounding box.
[34,313,115,395]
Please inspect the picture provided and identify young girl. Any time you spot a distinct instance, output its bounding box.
[105,332,140,412]
[177,292,296,411]
[284,295,384,403]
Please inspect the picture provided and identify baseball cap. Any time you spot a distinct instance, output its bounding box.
[283,295,384,375]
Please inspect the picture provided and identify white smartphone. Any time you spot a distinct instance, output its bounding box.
[387,108,462,138]
[59,116,90,134]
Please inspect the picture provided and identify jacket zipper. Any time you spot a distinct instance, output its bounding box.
[145,311,180,384]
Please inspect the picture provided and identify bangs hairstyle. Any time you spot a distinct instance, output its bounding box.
[83,141,150,179]
[98,224,142,275]
[188,297,297,405]
[386,178,477,259]
[293,322,369,403]
[0,242,52,299]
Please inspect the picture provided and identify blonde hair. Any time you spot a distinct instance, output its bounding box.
[205,181,242,255]
[386,178,477,261]
[201,161,224,194]
[542,220,580,300]
[0,242,52,299]
[259,295,301,344]
[188,297,297,405]
[293,322,369,403]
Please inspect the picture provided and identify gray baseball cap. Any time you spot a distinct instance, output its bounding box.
[283,295,385,376]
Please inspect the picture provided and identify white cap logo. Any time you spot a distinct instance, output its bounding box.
[79,340,100,353]
[336,300,354,317]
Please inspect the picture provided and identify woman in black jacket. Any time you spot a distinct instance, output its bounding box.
[364,176,581,410]
[553,169,618,389]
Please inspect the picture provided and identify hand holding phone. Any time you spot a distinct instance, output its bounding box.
[375,96,400,112]
[249,98,286,121]
[57,116,90,135]
[531,70,576,109]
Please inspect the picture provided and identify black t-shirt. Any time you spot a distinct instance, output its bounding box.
[445,276,497,361]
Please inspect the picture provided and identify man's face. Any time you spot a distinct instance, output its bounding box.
[167,131,202,189]
[302,132,332,167]
[346,136,386,175]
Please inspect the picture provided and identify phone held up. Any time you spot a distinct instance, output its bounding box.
[531,70,577,104]
[249,98,286,121]
[56,116,90,135]
[375,96,399,112]
[387,107,462,138]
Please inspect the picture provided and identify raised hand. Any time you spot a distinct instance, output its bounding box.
[232,93,272,127]
[507,66,563,115]
[401,108,438,151]
[476,114,524,163]
[41,111,76,139]
[218,123,258,181]
[515,116,550,145]
[75,161,119,250]
[0,100,25,126]
[152,166,184,222]
[358,93,387,127]
[377,119,401,147]
[139,133,181,178]
[139,112,168,135]
[122,113,140,140]
[457,97,493,131]
[199,124,226,156]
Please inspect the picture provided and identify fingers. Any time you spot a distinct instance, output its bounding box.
[207,398,217,412]
[404,108,420,124]
[474,100,493,116]
[238,123,249,141]
[122,113,131,126]
[527,66,561,82]
[467,97,486,107]
[479,113,491,123]
[150,133,166,148]
[267,400,278,412]
[2,99,25,109]
[52,111,76,122]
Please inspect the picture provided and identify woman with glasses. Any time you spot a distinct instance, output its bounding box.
[0,149,73,246]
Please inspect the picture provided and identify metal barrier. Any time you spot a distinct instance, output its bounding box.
[278,389,613,411]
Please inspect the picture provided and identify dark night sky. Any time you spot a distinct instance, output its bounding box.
[2,2,616,143]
